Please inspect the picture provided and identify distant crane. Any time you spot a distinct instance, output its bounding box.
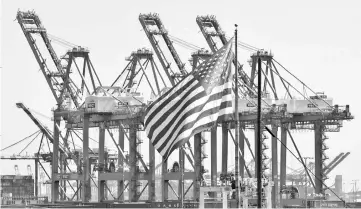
[14,165,20,175]
[27,164,33,176]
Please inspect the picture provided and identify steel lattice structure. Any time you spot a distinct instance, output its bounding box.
[9,10,354,208]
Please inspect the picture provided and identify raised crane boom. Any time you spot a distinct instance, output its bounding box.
[16,102,67,155]
[323,152,344,172]
[139,13,187,86]
[325,152,350,175]
[17,11,62,104]
[17,11,102,109]
[196,15,256,93]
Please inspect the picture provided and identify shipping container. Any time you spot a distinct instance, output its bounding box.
[1,175,34,198]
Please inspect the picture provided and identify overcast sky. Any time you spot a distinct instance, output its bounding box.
[1,0,361,194]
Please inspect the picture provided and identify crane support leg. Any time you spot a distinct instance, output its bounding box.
[118,124,124,201]
[149,138,156,201]
[82,114,91,202]
[239,127,245,178]
[179,147,185,200]
[98,125,105,201]
[35,158,39,197]
[314,123,323,194]
[129,125,138,202]
[60,154,65,200]
[77,153,81,200]
[271,125,278,208]
[254,124,259,176]
[162,157,168,201]
[210,126,217,198]
[194,133,202,200]
[52,114,60,203]
[280,125,287,201]
[221,123,228,175]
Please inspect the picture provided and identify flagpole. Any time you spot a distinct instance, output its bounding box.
[180,146,184,208]
[234,24,241,209]
[257,55,262,208]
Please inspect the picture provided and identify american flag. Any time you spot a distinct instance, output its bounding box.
[144,38,235,159]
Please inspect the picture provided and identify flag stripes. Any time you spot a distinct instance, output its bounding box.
[147,79,233,158]
[144,38,235,159]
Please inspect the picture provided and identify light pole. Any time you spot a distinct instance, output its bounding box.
[303,157,313,208]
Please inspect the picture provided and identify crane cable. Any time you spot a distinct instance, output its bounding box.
[19,131,42,155]
[168,33,260,53]
[47,33,78,49]
[225,35,260,52]
[169,37,200,51]
[168,35,202,51]
[28,107,52,121]
[0,130,41,151]
[169,34,202,50]
[260,60,329,114]
[272,58,333,109]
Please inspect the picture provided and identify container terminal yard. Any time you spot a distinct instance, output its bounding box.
[1,2,360,208]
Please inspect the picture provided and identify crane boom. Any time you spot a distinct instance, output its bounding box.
[16,11,84,108]
[139,13,187,86]
[16,102,67,154]
[323,152,344,172]
[196,15,255,92]
[325,152,350,175]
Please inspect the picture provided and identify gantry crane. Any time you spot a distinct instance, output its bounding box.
[196,15,353,208]
[195,15,270,193]
[196,15,273,177]
[139,13,214,201]
[15,101,129,201]
[15,10,354,206]
[14,165,20,175]
[17,10,105,202]
[286,152,350,187]
[15,102,84,200]
[27,165,33,176]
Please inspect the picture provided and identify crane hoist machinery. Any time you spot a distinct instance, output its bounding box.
[84,86,146,113]
[237,97,333,114]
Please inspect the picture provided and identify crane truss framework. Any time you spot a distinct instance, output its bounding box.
[139,13,187,86]
[17,11,102,110]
